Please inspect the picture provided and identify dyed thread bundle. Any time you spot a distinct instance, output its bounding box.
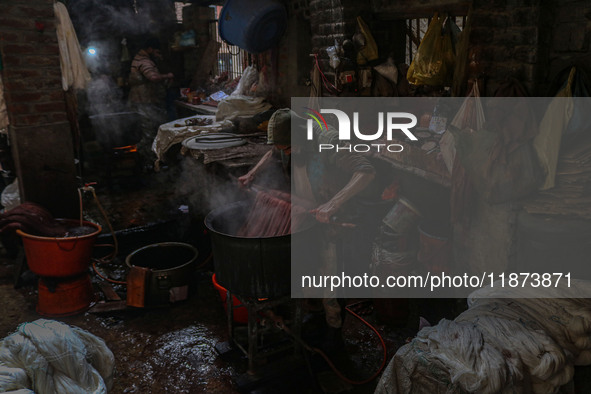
[239,190,291,237]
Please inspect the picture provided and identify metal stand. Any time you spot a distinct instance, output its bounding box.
[226,290,302,375]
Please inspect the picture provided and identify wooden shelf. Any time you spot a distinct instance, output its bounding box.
[170,45,198,52]
[174,100,217,116]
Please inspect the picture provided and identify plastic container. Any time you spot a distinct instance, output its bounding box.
[212,273,248,324]
[37,274,94,317]
[17,220,102,278]
[219,0,287,53]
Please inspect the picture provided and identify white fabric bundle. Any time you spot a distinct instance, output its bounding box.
[231,66,259,96]
[416,319,508,393]
[0,319,114,394]
[215,95,272,122]
[376,281,591,393]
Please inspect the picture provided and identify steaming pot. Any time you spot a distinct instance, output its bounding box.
[205,200,315,299]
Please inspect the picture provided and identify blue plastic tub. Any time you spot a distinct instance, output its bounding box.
[219,0,287,53]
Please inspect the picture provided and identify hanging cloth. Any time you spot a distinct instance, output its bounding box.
[0,74,8,132]
[54,2,91,91]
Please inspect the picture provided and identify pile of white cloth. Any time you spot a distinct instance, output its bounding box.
[375,280,591,393]
[0,319,114,394]
[152,115,234,170]
[215,95,272,122]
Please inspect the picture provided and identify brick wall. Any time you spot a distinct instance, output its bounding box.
[297,0,590,98]
[0,1,68,127]
[541,0,591,94]
[309,0,587,96]
[309,0,348,80]
[469,0,542,96]
[0,0,78,217]
[468,0,591,96]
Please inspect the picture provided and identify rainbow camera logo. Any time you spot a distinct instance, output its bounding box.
[303,107,328,133]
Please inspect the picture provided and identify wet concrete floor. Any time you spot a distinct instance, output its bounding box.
[0,162,423,393]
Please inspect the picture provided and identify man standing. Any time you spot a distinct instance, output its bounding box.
[240,109,377,348]
[128,37,173,168]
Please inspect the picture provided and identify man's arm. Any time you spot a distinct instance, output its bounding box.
[238,148,275,187]
[138,58,173,82]
[312,170,375,223]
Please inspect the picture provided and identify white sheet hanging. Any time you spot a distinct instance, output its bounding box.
[54,2,91,91]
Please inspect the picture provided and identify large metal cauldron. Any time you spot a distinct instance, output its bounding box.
[205,200,303,299]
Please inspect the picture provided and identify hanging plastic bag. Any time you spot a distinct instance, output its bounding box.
[533,67,575,190]
[563,67,591,138]
[355,16,378,65]
[407,13,455,86]
[374,56,398,84]
[325,40,341,69]
[451,8,472,97]
[440,82,485,173]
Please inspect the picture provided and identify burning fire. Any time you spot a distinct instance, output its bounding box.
[113,144,137,153]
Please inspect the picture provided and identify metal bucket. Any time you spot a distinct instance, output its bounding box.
[205,200,316,299]
[382,197,421,236]
[205,201,290,299]
[125,242,198,307]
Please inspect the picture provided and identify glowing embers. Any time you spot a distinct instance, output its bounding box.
[112,144,138,153]
[106,144,141,183]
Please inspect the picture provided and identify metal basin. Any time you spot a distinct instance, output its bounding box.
[125,242,198,307]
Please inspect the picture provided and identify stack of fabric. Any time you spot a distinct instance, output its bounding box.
[0,319,114,394]
[375,281,591,393]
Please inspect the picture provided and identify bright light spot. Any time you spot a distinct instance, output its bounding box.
[87,47,97,56]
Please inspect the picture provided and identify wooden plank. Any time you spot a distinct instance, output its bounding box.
[98,282,122,301]
[126,266,150,308]
[88,300,128,314]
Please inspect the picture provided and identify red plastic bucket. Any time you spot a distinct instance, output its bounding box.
[37,274,94,317]
[17,219,102,278]
[212,274,248,324]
